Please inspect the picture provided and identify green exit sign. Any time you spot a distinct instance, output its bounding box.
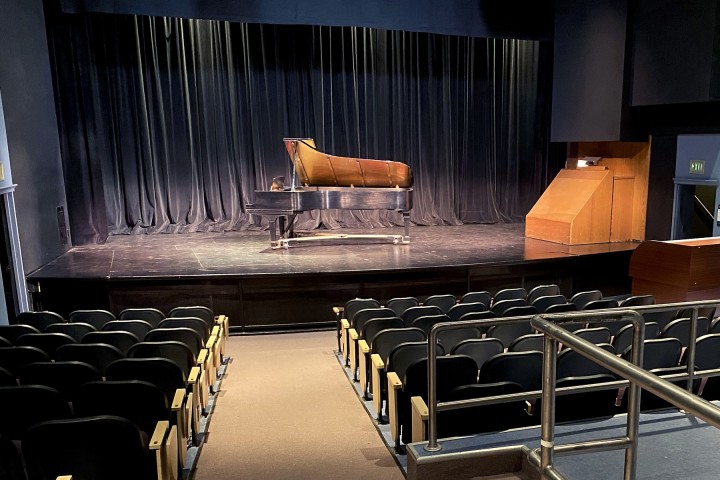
[689,160,705,174]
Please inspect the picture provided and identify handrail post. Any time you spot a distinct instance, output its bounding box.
[425,326,441,451]
[540,331,558,474]
[685,307,699,392]
[624,313,644,480]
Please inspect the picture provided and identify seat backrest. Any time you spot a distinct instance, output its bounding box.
[447,302,488,321]
[344,298,381,321]
[386,341,444,380]
[479,351,543,391]
[105,358,186,402]
[0,385,72,440]
[573,327,612,345]
[0,324,40,344]
[619,295,655,307]
[44,322,96,342]
[14,333,76,358]
[0,338,9,348]
[557,343,615,378]
[643,309,678,331]
[118,308,165,327]
[501,305,538,318]
[570,290,603,309]
[527,285,561,305]
[385,297,420,316]
[451,338,504,371]
[23,416,157,480]
[682,333,720,369]
[0,367,15,387]
[457,310,496,324]
[423,294,457,313]
[68,309,116,329]
[460,291,491,307]
[582,299,619,311]
[612,322,660,356]
[401,306,443,326]
[508,333,544,352]
[159,317,210,342]
[411,314,451,335]
[361,317,405,345]
[661,317,710,347]
[589,317,631,337]
[490,298,527,316]
[144,328,202,358]
[15,311,64,331]
[127,341,195,378]
[102,320,154,341]
[0,346,50,376]
[0,431,25,480]
[436,327,483,352]
[404,355,479,399]
[622,338,683,370]
[74,380,169,436]
[168,305,215,327]
[486,321,534,348]
[554,373,619,423]
[82,331,140,356]
[351,308,395,331]
[531,294,567,313]
[544,303,578,314]
[370,328,426,361]
[492,288,528,304]
[54,343,124,376]
[18,361,102,402]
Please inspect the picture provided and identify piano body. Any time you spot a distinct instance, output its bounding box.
[245,138,414,248]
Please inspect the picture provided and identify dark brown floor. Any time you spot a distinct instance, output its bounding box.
[28,223,638,280]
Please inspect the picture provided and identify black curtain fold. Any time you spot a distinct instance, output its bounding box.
[45,8,558,244]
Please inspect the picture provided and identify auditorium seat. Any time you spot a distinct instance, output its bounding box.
[144,329,203,360]
[436,326,483,353]
[570,290,603,310]
[369,329,426,419]
[643,309,678,331]
[385,297,420,317]
[401,305,443,326]
[337,298,380,355]
[0,432,25,480]
[619,294,655,307]
[553,373,619,423]
[583,299,619,310]
[492,288,528,304]
[357,317,405,384]
[531,294,567,313]
[168,307,226,360]
[168,305,214,327]
[557,344,615,378]
[490,298,527,316]
[457,310,496,326]
[55,343,124,376]
[681,334,720,398]
[410,314,450,335]
[387,355,476,450]
[68,309,116,330]
[544,302,579,314]
[102,319,154,341]
[0,324,40,344]
[0,385,73,441]
[22,415,176,480]
[346,307,395,368]
[527,284,561,305]
[572,327,612,345]
[15,311,64,332]
[159,317,211,346]
[118,307,166,328]
[459,291,491,307]
[14,333,76,358]
[423,294,456,313]
[451,338,504,375]
[507,333,544,352]
[612,322,660,355]
[501,305,538,317]
[82,331,140,355]
[447,302,487,320]
[18,361,102,402]
[621,338,683,370]
[486,321,534,348]
[479,351,543,392]
[44,322,96,342]
[661,317,710,347]
[0,367,16,386]
[0,347,51,376]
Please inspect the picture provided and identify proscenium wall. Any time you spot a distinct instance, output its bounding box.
[0,0,69,274]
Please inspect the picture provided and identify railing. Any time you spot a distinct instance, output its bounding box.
[423,299,720,474]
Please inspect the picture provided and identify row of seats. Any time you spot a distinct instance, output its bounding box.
[0,305,230,480]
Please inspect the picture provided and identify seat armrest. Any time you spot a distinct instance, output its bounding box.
[358,340,370,396]
[349,329,359,379]
[333,306,343,315]
[150,420,177,480]
[371,353,385,419]
[340,319,350,358]
[57,477,73,480]
[387,371,403,448]
[411,396,429,443]
[188,366,200,385]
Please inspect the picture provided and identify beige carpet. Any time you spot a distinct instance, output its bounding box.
[193,331,404,480]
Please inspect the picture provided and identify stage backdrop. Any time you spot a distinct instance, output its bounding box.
[45,8,558,244]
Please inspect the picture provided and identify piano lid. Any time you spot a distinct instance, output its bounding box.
[283,138,413,189]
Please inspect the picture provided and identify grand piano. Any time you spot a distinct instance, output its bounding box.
[245,138,414,248]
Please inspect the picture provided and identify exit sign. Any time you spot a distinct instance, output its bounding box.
[689,160,705,174]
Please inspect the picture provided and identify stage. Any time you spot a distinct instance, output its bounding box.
[26,223,639,331]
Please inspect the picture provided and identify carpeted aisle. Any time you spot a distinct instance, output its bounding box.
[193,330,404,480]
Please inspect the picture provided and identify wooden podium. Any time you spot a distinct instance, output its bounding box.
[629,238,720,303]
[525,168,613,244]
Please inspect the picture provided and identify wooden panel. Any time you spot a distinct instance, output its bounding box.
[611,177,635,242]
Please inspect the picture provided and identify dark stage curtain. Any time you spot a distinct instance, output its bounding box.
[45,10,558,243]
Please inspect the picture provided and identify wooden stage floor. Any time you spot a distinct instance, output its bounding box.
[27,223,640,331]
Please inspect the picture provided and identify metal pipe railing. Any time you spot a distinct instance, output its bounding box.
[424,299,720,454]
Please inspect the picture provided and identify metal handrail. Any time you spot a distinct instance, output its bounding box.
[424,299,720,454]
[531,312,720,480]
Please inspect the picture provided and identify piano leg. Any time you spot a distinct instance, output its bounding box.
[402,211,411,242]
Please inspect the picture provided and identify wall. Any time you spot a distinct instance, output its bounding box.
[0,0,69,277]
